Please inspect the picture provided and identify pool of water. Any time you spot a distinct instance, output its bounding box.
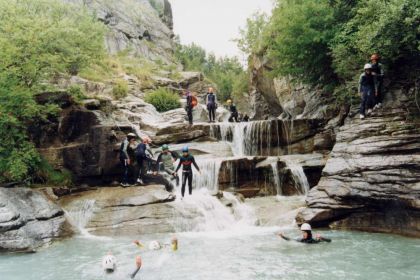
[1,228,419,280]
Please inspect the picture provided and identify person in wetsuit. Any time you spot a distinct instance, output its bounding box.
[278,223,331,244]
[175,146,200,198]
[206,87,217,123]
[227,99,239,122]
[135,137,154,185]
[185,90,194,125]
[156,144,179,190]
[119,133,137,187]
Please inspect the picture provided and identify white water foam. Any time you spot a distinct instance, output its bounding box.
[64,199,96,237]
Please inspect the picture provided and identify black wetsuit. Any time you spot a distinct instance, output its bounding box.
[186,94,193,125]
[228,104,239,122]
[206,93,217,122]
[371,62,384,105]
[175,154,200,197]
[281,234,331,244]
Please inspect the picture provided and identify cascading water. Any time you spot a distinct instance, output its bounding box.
[173,156,256,232]
[64,199,96,236]
[285,161,310,195]
[211,120,281,157]
[270,162,282,196]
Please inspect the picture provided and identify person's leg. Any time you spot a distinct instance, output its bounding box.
[228,114,233,122]
[187,108,193,125]
[208,107,212,122]
[181,172,187,197]
[360,91,367,116]
[211,106,216,122]
[121,159,129,184]
[136,157,144,184]
[188,172,193,195]
[234,112,239,122]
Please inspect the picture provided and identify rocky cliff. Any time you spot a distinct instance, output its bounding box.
[297,84,420,237]
[63,0,175,63]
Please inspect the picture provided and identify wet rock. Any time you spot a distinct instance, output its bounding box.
[297,87,420,237]
[59,186,202,236]
[0,188,72,253]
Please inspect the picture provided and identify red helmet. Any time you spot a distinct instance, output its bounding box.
[371,53,380,61]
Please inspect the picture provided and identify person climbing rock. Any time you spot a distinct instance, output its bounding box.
[227,99,239,122]
[278,223,331,244]
[119,133,137,187]
[130,256,142,279]
[370,53,385,110]
[135,137,154,185]
[175,146,200,198]
[206,87,217,123]
[358,64,376,120]
[156,144,179,190]
[185,90,194,125]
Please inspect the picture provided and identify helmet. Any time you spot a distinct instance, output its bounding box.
[149,240,161,250]
[300,223,312,231]
[162,144,169,151]
[182,146,189,153]
[364,63,372,70]
[227,99,232,104]
[127,133,136,140]
[102,254,116,272]
[370,53,380,61]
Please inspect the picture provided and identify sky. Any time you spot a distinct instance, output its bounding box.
[170,0,274,61]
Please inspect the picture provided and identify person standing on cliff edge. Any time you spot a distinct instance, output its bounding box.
[206,87,218,123]
[185,89,194,125]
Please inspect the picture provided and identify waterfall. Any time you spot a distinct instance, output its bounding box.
[64,199,96,236]
[191,157,223,193]
[285,161,310,195]
[270,162,282,196]
[211,120,281,157]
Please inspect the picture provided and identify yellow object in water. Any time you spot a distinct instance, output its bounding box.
[134,240,144,248]
[171,237,178,251]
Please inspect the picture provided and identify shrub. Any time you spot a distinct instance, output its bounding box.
[68,85,87,102]
[112,79,129,99]
[145,88,181,112]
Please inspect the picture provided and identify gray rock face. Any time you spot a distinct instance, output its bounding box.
[297,88,420,237]
[249,54,338,121]
[0,188,72,253]
[63,0,175,63]
[60,186,203,235]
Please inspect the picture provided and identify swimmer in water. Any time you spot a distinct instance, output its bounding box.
[278,223,331,244]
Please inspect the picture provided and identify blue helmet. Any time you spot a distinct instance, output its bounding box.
[182,146,189,153]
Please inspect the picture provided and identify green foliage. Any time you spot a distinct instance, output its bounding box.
[145,88,181,112]
[237,0,420,104]
[0,0,106,183]
[265,0,339,84]
[112,79,129,99]
[175,44,248,102]
[235,11,269,55]
[68,85,87,102]
[35,158,73,186]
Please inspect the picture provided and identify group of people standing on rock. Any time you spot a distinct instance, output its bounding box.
[184,87,249,125]
[119,133,200,199]
[358,53,385,120]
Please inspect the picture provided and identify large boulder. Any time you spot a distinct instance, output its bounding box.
[0,188,72,253]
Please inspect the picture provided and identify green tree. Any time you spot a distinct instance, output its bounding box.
[235,11,269,55]
[0,0,106,183]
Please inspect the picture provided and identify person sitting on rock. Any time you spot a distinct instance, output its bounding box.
[156,144,179,190]
[120,133,137,187]
[134,137,154,186]
[206,87,218,123]
[278,223,331,244]
[175,146,200,198]
[358,63,376,120]
[227,99,239,122]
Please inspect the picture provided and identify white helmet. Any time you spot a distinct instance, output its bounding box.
[300,223,312,231]
[102,254,116,272]
[148,240,162,250]
[364,63,372,70]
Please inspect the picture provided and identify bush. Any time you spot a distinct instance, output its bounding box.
[68,85,87,102]
[145,88,181,112]
[112,79,129,99]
